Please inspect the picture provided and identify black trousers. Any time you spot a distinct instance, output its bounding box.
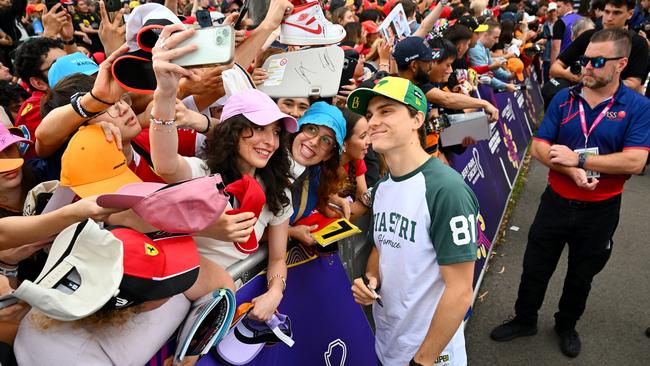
[514,187,621,330]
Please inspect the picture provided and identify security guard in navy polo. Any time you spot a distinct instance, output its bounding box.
[490,28,650,358]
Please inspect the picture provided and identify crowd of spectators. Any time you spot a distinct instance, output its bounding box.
[0,0,648,365]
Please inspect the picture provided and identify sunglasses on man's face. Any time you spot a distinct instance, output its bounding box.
[578,56,624,69]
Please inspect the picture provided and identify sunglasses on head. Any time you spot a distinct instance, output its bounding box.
[578,56,624,69]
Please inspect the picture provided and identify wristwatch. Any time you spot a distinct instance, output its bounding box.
[577,152,587,169]
[61,38,75,45]
[409,357,424,366]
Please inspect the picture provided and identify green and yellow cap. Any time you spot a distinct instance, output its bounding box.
[346,76,427,116]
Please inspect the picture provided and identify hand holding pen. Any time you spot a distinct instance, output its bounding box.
[351,273,383,307]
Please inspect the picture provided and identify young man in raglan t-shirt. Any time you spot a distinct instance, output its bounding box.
[347,77,478,366]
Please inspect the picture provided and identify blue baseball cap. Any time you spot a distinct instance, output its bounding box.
[48,52,99,89]
[392,36,434,70]
[298,102,346,152]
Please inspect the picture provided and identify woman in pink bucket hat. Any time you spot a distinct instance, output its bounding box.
[0,124,35,219]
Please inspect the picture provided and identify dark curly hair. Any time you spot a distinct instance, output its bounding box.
[205,114,292,216]
[443,24,474,46]
[0,81,29,122]
[358,9,384,23]
[14,37,64,90]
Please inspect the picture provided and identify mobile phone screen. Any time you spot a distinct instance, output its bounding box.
[45,0,63,12]
[233,0,249,30]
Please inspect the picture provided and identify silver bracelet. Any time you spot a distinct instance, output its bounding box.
[359,187,373,208]
[267,274,286,291]
[150,117,176,126]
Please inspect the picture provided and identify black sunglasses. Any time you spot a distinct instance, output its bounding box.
[578,56,624,69]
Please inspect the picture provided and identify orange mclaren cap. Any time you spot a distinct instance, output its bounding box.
[60,125,141,197]
[0,158,23,173]
[507,58,525,82]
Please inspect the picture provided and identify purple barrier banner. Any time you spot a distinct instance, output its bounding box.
[449,80,541,287]
[523,69,545,124]
[446,144,505,284]
[495,91,531,163]
[199,248,377,366]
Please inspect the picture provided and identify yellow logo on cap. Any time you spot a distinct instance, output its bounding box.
[416,99,421,106]
[351,97,360,109]
[145,243,159,256]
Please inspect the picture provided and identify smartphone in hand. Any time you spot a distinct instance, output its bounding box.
[171,25,235,68]
[196,9,212,28]
[233,0,249,30]
[339,56,358,91]
[45,0,63,12]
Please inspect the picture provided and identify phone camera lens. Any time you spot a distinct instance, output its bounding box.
[216,36,223,45]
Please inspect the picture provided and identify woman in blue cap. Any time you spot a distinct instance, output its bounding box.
[287,101,348,246]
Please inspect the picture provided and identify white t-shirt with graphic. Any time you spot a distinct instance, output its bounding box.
[371,158,478,366]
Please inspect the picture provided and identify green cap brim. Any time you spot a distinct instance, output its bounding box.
[346,87,382,116]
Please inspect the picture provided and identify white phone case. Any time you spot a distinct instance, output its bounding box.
[172,25,235,68]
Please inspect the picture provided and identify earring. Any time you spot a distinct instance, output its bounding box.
[342,145,347,153]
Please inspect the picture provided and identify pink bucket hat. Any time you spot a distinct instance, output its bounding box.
[0,124,31,173]
[96,174,229,234]
[221,89,298,133]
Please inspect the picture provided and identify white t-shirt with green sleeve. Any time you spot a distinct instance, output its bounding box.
[371,158,478,366]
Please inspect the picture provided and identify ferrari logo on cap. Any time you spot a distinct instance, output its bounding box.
[145,243,159,256]
[351,97,360,109]
[20,103,33,116]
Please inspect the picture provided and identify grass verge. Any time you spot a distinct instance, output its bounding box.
[493,141,533,247]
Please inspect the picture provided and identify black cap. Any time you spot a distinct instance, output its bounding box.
[392,36,434,69]
[456,16,489,33]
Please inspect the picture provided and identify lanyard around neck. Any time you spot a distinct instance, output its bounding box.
[578,97,614,148]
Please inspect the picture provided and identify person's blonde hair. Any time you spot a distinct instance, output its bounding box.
[470,0,489,16]
[29,305,141,330]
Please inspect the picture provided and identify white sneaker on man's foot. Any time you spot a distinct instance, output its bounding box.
[280,1,346,46]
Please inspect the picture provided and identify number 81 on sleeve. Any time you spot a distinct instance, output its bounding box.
[449,214,477,246]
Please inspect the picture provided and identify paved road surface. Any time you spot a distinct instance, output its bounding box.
[465,159,650,365]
